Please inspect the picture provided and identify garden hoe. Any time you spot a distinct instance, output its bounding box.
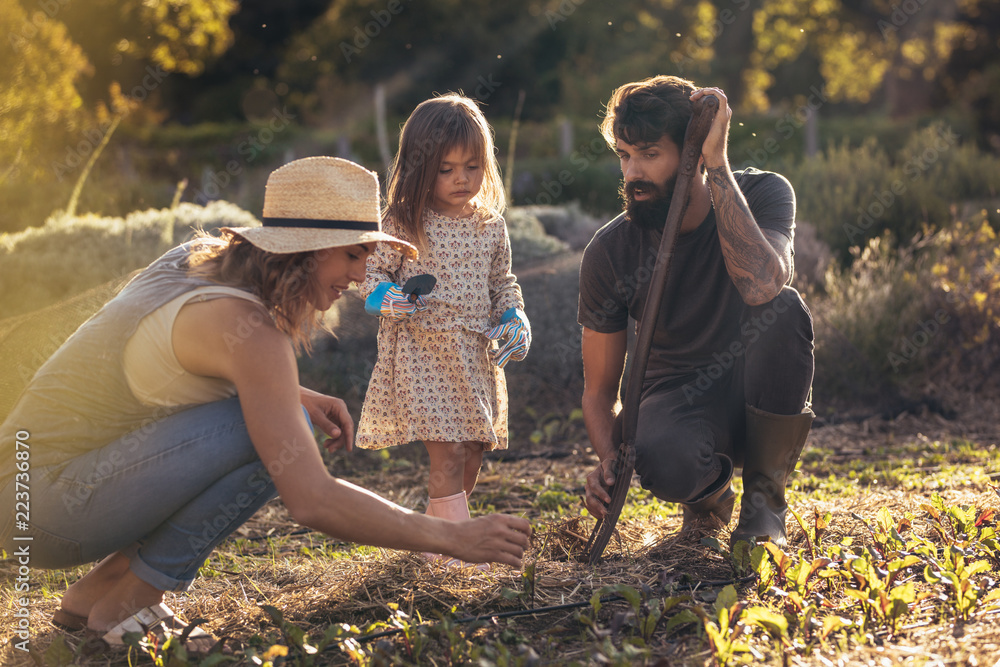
[583,93,719,565]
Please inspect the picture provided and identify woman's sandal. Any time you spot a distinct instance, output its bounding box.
[82,603,226,657]
[51,608,88,632]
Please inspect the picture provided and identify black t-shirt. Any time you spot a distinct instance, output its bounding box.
[577,168,795,387]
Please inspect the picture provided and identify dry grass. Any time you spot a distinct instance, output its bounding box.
[3,401,1000,665]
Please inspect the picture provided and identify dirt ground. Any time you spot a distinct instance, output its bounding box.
[4,395,999,665]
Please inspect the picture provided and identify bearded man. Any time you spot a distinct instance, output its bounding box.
[578,75,815,546]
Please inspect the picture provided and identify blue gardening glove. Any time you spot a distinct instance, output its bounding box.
[486,308,531,368]
[364,282,427,321]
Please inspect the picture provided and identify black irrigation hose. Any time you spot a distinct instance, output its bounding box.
[350,598,621,645]
[231,530,763,648]
[233,529,352,553]
[240,528,318,541]
[345,573,758,646]
[230,529,760,642]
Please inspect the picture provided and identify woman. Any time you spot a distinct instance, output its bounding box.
[0,157,531,654]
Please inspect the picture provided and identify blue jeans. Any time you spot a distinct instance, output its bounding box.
[1,398,283,591]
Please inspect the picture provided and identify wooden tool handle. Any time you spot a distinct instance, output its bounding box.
[583,94,719,565]
[620,93,718,446]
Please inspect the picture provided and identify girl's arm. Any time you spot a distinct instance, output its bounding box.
[172,297,531,565]
[487,219,524,326]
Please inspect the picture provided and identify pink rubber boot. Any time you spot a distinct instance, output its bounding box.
[422,491,488,570]
[420,495,443,561]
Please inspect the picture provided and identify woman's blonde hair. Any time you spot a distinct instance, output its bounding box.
[384,93,505,251]
[186,231,330,352]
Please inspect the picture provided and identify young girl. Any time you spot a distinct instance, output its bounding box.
[358,94,531,566]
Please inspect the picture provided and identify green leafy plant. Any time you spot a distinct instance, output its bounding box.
[853,506,912,558]
[922,492,999,553]
[841,550,923,636]
[525,407,585,446]
[259,604,362,667]
[577,584,696,664]
[924,546,992,622]
[694,585,750,667]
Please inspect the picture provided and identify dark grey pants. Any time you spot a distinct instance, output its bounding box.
[633,287,815,503]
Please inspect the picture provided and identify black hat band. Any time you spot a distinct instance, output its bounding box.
[261,217,379,231]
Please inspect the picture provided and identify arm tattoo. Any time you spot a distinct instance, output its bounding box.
[706,166,788,304]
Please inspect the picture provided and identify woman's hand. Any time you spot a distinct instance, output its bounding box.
[445,515,532,567]
[300,387,355,453]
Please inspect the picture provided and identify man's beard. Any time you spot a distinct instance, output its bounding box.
[621,175,677,231]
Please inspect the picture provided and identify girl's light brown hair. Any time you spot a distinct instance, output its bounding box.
[186,231,330,352]
[384,93,505,251]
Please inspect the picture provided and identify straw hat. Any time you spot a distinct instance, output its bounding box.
[225,157,417,259]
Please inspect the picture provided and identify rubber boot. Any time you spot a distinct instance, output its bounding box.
[680,454,735,535]
[730,405,815,548]
[422,491,488,570]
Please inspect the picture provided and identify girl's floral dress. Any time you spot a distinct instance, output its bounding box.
[357,207,523,450]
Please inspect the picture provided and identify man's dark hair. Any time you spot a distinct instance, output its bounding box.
[600,75,697,151]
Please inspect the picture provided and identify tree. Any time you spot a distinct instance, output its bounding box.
[57,0,238,106]
[1,2,90,181]
[275,0,708,125]
[738,0,985,114]
[1,0,238,189]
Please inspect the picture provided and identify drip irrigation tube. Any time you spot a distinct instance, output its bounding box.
[344,573,757,646]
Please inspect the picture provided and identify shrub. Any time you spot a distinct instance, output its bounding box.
[505,207,569,266]
[922,216,1000,392]
[509,155,622,217]
[790,122,1000,266]
[814,212,1000,406]
[811,234,926,403]
[0,200,259,318]
[518,201,606,250]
